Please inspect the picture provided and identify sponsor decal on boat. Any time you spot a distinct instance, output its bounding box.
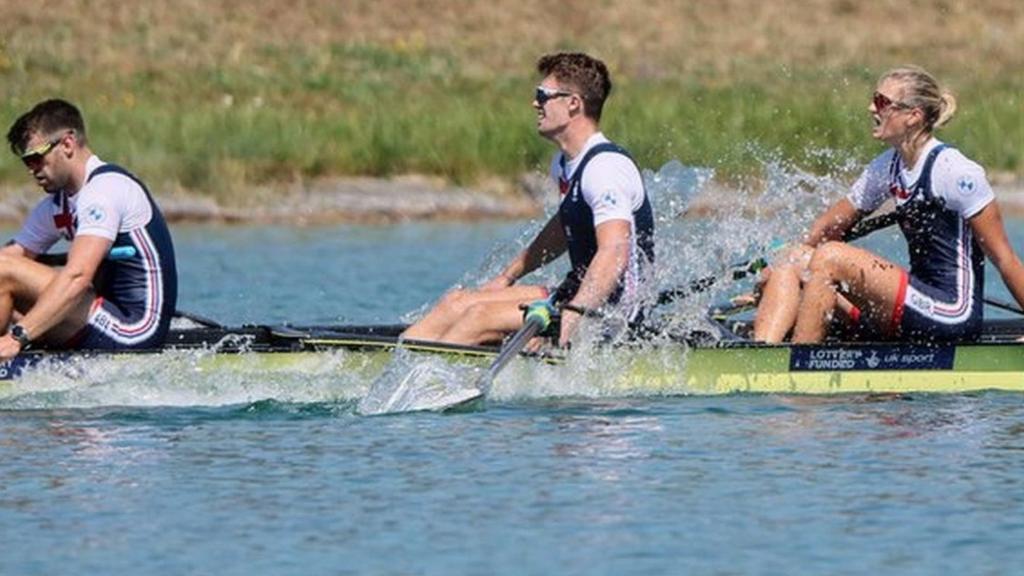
[0,356,34,380]
[790,345,955,371]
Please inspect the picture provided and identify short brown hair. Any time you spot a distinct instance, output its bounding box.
[7,99,88,155]
[537,52,612,122]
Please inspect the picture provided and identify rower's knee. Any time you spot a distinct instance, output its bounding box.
[436,288,477,315]
[443,302,498,344]
[0,253,17,272]
[459,301,491,327]
[0,253,22,287]
[807,241,848,279]
[772,244,813,273]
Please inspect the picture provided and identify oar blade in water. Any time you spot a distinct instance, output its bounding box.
[357,350,482,416]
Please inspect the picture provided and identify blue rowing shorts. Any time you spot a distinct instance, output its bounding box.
[66,296,167,350]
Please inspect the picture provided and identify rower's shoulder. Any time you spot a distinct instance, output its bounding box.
[579,149,644,188]
[931,146,989,187]
[929,147,993,210]
[866,148,898,169]
[934,146,986,173]
[80,164,146,199]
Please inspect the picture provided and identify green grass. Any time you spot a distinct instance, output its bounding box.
[1,42,1020,200]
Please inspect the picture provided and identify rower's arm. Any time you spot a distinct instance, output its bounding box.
[803,198,863,246]
[557,219,630,346]
[16,235,110,341]
[493,213,567,285]
[566,219,630,309]
[970,202,1024,309]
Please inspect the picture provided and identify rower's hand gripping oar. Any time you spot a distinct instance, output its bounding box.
[447,294,558,410]
[474,295,557,397]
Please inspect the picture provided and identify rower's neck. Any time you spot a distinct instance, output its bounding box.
[555,121,599,161]
[896,131,933,169]
[65,148,95,195]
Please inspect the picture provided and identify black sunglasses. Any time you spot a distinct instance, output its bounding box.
[535,86,574,105]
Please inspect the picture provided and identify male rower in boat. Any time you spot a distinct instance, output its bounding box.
[402,52,654,347]
[754,66,1024,344]
[0,99,177,359]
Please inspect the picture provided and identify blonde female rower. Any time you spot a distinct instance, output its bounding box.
[754,66,1024,343]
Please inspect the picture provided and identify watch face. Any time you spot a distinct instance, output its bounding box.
[11,325,29,346]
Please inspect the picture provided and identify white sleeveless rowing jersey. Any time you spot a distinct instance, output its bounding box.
[13,155,178,349]
[847,139,994,339]
[548,132,653,307]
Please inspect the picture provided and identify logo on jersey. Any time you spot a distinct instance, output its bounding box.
[908,290,934,314]
[957,175,976,196]
[83,204,106,225]
[599,192,618,208]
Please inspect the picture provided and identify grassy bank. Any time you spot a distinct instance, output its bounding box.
[1,1,1021,199]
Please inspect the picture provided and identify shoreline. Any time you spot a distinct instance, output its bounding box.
[1,174,1022,225]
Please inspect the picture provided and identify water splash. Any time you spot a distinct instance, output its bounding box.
[0,348,372,410]
[357,347,482,415]
[380,152,869,409]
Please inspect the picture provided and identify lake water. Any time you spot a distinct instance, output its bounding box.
[2,220,1024,575]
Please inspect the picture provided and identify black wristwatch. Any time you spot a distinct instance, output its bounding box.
[10,324,31,350]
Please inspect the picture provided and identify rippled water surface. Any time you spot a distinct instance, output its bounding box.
[2,218,1024,575]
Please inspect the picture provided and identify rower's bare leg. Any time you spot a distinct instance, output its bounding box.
[793,241,904,343]
[402,285,547,341]
[439,300,529,346]
[0,254,93,344]
[753,245,812,343]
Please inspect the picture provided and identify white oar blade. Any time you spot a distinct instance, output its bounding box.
[357,351,482,416]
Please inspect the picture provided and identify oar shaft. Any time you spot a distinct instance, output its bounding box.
[843,211,899,242]
[481,317,545,387]
[985,297,1024,315]
[474,296,556,396]
[657,258,767,305]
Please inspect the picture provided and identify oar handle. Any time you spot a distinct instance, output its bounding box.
[522,298,556,327]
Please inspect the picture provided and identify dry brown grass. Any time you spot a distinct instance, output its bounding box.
[3,0,1021,81]
[0,0,1020,195]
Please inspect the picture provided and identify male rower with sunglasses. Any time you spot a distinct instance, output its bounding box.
[402,52,654,347]
[0,99,177,359]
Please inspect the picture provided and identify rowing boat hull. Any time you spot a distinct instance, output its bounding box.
[684,342,1024,394]
[2,322,1023,396]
